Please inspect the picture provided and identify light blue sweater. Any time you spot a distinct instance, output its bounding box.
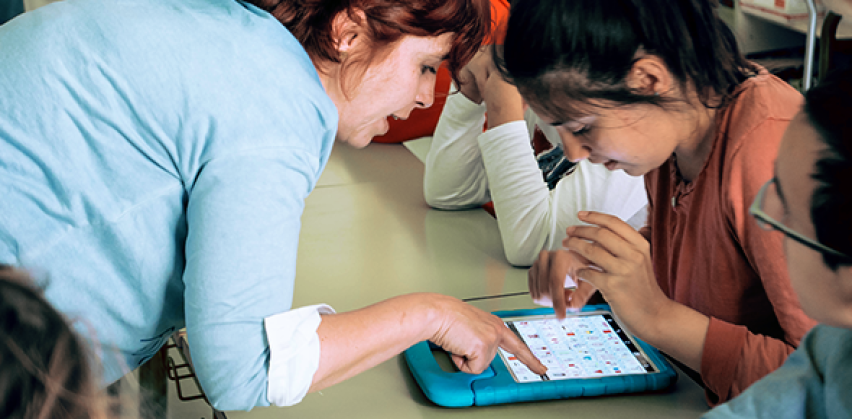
[0,0,336,410]
[704,324,852,418]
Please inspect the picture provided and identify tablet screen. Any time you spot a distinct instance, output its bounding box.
[498,312,658,383]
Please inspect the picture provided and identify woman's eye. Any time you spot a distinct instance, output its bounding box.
[422,65,437,75]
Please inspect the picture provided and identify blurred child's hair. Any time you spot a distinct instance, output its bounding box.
[0,264,107,419]
[804,67,852,270]
[495,0,756,120]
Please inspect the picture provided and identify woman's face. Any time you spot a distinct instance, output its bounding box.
[530,102,689,177]
[334,33,454,148]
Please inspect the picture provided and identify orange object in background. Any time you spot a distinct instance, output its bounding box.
[487,0,510,45]
[372,0,511,144]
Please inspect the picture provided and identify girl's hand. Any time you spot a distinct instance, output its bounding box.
[563,211,672,338]
[528,249,599,318]
[457,46,524,127]
[457,46,491,104]
[481,71,524,129]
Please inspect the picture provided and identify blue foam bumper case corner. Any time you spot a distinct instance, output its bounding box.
[403,305,678,407]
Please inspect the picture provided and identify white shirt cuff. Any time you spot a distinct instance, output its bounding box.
[264,303,335,406]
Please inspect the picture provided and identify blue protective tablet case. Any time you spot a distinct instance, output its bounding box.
[403,305,677,407]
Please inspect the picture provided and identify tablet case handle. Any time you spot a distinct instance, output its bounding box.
[403,341,495,407]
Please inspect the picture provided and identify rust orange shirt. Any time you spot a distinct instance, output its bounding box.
[644,71,817,405]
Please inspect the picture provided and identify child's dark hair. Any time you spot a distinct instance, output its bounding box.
[0,265,105,419]
[494,0,756,119]
[804,67,852,270]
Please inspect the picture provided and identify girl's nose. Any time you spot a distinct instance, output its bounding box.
[560,133,591,162]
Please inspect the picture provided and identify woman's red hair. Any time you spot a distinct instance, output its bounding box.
[246,0,490,89]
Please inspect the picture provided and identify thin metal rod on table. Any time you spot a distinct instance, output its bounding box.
[462,291,529,302]
[803,0,819,90]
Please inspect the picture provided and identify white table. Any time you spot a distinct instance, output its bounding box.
[226,143,710,419]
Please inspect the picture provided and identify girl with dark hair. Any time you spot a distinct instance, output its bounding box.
[705,66,852,419]
[503,0,817,404]
[423,46,649,267]
[422,0,647,267]
[0,0,544,412]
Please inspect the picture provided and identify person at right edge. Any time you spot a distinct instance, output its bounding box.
[704,65,852,419]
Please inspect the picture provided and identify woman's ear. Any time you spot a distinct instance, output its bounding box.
[626,56,673,96]
[332,9,368,56]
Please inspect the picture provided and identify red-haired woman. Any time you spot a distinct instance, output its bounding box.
[0,0,544,411]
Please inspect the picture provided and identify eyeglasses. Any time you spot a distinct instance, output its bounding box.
[749,178,852,259]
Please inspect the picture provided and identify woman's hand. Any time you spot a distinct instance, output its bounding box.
[428,295,546,375]
[311,293,545,393]
[562,211,672,338]
[528,249,599,318]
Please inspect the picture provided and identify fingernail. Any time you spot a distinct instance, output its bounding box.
[567,307,580,313]
[578,211,589,217]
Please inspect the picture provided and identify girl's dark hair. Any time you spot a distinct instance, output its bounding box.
[0,265,104,419]
[494,0,756,119]
[804,66,852,270]
[245,0,490,93]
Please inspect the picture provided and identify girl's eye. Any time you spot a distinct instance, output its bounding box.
[422,65,437,75]
[572,126,591,136]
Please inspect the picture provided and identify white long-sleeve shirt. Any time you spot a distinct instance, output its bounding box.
[424,90,648,266]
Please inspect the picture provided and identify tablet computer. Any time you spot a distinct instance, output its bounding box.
[403,305,677,407]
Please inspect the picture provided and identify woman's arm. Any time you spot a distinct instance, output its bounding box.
[184,150,318,411]
[309,293,545,392]
[185,150,546,410]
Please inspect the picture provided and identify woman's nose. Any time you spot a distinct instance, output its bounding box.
[415,79,435,109]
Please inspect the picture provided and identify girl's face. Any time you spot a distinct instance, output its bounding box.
[334,33,453,148]
[530,102,689,177]
[523,55,719,177]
